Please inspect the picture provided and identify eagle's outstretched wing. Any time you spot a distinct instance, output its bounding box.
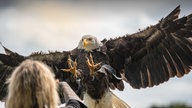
[104,6,192,89]
[0,59,15,100]
[0,45,80,101]
[0,46,25,100]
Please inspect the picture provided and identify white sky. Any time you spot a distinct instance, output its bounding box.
[0,1,192,108]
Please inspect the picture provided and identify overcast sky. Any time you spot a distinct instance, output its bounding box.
[0,1,192,108]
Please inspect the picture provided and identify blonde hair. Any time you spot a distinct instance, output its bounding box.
[6,59,60,108]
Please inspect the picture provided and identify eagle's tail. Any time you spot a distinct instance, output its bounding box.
[111,92,131,108]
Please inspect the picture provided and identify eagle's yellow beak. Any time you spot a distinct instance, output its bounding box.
[83,39,89,49]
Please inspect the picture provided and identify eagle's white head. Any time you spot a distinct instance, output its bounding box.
[78,35,102,51]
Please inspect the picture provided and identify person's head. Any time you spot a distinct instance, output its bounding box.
[6,59,60,108]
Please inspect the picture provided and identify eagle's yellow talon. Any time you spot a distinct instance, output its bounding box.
[61,56,78,79]
[86,53,101,76]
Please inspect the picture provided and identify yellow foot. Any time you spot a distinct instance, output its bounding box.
[86,53,101,77]
[61,56,79,79]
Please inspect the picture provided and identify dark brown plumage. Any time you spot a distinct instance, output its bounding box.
[104,6,192,89]
[0,49,81,101]
[0,5,191,108]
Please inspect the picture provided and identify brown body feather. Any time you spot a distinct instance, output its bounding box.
[70,49,109,100]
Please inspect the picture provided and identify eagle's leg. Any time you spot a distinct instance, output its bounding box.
[61,56,79,79]
[86,53,101,77]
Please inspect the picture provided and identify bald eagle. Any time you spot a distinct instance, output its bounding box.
[0,6,192,108]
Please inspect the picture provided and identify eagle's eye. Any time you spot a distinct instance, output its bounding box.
[87,38,92,41]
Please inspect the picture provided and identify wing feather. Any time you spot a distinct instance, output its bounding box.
[105,6,192,89]
[0,65,12,100]
[0,46,80,100]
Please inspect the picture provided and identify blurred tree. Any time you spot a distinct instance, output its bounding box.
[150,102,192,108]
